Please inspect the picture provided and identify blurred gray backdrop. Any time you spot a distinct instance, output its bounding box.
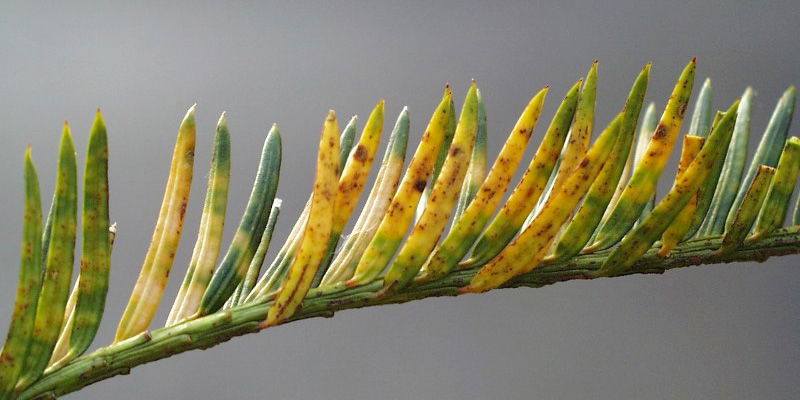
[1,1,799,399]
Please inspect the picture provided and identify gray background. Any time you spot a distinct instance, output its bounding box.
[1,1,799,399]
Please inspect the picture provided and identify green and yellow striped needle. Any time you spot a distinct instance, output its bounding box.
[198,124,281,315]
[115,106,196,342]
[167,113,232,324]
